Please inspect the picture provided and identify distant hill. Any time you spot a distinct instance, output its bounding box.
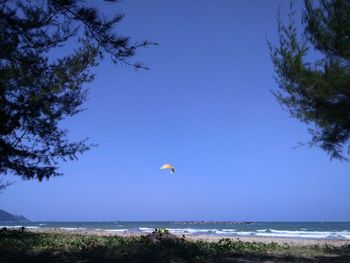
[0,209,30,222]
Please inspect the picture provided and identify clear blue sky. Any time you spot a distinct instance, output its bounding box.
[1,0,349,221]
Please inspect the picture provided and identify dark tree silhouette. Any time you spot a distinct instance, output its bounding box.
[0,0,155,182]
[270,0,350,160]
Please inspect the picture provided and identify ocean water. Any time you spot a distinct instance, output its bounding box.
[1,222,350,240]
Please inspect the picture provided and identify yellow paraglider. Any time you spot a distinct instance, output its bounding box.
[160,164,175,174]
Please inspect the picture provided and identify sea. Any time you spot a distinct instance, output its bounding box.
[1,222,350,240]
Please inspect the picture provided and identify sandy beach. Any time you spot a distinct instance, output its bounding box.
[26,227,350,247]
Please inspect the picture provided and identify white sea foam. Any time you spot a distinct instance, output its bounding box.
[166,228,185,234]
[216,230,243,235]
[253,229,350,239]
[138,227,154,233]
[341,234,350,239]
[59,227,86,231]
[167,228,218,234]
[103,229,128,232]
[221,229,236,232]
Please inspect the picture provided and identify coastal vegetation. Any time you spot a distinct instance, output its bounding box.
[0,228,349,262]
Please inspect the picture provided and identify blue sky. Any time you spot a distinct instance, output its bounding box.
[1,0,350,221]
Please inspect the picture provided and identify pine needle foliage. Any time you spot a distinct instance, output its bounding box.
[0,0,156,181]
[270,0,350,160]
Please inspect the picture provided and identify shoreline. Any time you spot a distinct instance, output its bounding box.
[25,227,350,247]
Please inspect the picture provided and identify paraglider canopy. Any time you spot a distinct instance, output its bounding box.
[160,164,175,174]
